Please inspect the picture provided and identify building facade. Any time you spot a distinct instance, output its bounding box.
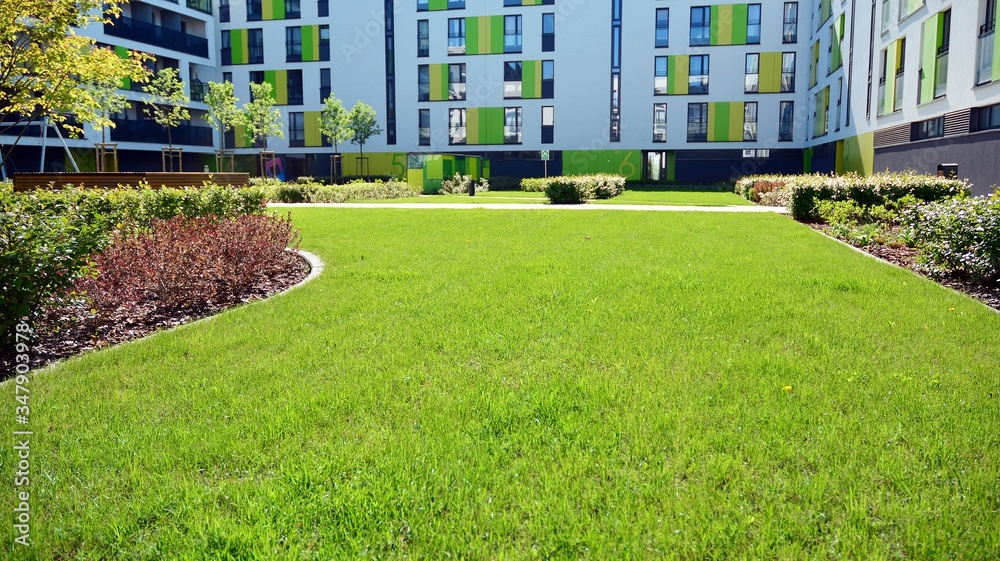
[2,0,997,195]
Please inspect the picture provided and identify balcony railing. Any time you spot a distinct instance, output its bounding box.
[877,81,886,116]
[110,118,213,146]
[104,16,209,58]
[688,76,709,95]
[935,52,948,98]
[893,73,904,111]
[977,29,995,85]
[190,79,206,102]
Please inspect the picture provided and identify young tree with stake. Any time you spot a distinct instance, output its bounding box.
[142,67,190,152]
[348,102,382,179]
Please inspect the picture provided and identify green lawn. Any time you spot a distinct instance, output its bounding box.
[3,209,999,559]
[349,189,752,206]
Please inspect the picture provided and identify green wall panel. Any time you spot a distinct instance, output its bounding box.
[231,29,248,65]
[710,4,750,46]
[466,16,506,55]
[707,102,744,142]
[667,55,689,95]
[563,150,641,180]
[758,52,783,93]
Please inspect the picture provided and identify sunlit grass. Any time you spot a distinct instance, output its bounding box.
[348,189,752,206]
[2,209,998,559]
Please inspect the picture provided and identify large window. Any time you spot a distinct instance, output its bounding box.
[541,106,554,144]
[285,0,300,19]
[449,108,466,145]
[653,103,667,142]
[690,7,710,46]
[504,61,522,98]
[504,107,522,144]
[542,13,555,51]
[318,0,328,18]
[744,102,758,141]
[320,68,331,101]
[448,18,465,54]
[449,63,466,100]
[286,27,302,62]
[418,109,430,146]
[542,60,554,98]
[505,15,523,53]
[287,69,303,105]
[220,0,230,22]
[689,55,709,94]
[745,54,760,93]
[912,116,943,140]
[288,112,304,147]
[418,65,430,101]
[783,2,798,43]
[248,29,263,64]
[247,0,262,21]
[655,56,668,94]
[974,101,1000,131]
[655,8,669,48]
[779,101,794,141]
[418,20,429,58]
[747,4,761,44]
[687,102,708,142]
[782,52,796,92]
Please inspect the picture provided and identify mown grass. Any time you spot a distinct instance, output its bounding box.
[2,209,999,559]
[349,189,752,206]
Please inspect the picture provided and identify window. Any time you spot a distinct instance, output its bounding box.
[783,2,798,43]
[779,101,794,141]
[541,106,554,144]
[285,0,300,19]
[418,65,430,101]
[882,0,891,33]
[689,55,709,94]
[747,4,761,44]
[247,0,262,21]
[782,52,796,92]
[221,30,232,65]
[248,29,263,64]
[448,18,465,54]
[419,109,430,146]
[248,70,264,100]
[655,9,669,48]
[898,0,925,22]
[289,112,304,147]
[653,103,667,142]
[222,72,232,83]
[319,25,330,61]
[505,15,523,53]
[449,108,466,145]
[287,69,303,105]
[286,27,302,62]
[744,102,758,141]
[975,102,1000,131]
[449,63,466,100]
[419,0,465,9]
[504,107,522,144]
[220,0,230,22]
[690,7,710,46]
[687,103,708,142]
[542,13,555,52]
[318,0,328,18]
[418,20,429,57]
[894,38,906,112]
[320,68,331,101]
[654,56,668,95]
[745,54,759,93]
[912,116,944,140]
[504,61,522,98]
[542,60,554,99]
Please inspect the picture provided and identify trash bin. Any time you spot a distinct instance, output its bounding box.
[469,180,476,197]
[937,163,958,179]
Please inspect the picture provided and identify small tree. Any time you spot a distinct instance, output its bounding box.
[204,81,246,151]
[142,67,190,150]
[77,77,130,144]
[348,102,382,178]
[244,82,284,150]
[319,94,351,154]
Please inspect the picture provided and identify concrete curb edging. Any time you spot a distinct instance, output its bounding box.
[269,202,789,213]
[284,248,325,293]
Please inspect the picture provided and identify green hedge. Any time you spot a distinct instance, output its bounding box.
[265,180,420,203]
[735,172,969,220]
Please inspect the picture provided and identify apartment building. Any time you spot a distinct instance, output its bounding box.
[2,1,997,195]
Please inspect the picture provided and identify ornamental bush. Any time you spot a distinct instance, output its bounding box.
[439,174,489,195]
[903,193,1000,281]
[524,174,626,203]
[545,177,594,204]
[520,177,551,192]
[264,180,420,203]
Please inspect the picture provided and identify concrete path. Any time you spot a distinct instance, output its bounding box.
[270,202,789,213]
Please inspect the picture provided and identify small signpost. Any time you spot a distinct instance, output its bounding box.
[541,150,550,178]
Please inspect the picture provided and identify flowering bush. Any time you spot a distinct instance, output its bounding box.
[439,174,490,195]
[77,214,300,314]
[520,177,551,192]
[903,194,1000,281]
[523,174,626,203]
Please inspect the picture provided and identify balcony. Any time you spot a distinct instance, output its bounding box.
[977,28,995,85]
[190,78,206,102]
[935,50,948,98]
[104,16,209,59]
[893,71,904,112]
[110,118,213,146]
[877,78,886,116]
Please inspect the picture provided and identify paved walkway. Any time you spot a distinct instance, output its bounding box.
[270,202,789,213]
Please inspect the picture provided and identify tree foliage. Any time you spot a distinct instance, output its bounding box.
[244,82,283,150]
[142,68,190,150]
[76,77,130,144]
[204,81,246,151]
[0,0,150,159]
[319,94,351,153]
[348,102,382,163]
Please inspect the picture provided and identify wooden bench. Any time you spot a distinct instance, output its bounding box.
[11,172,250,192]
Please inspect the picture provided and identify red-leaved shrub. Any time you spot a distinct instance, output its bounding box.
[78,214,300,313]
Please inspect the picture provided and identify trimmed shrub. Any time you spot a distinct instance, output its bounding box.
[264,180,420,203]
[488,176,521,191]
[521,177,551,192]
[736,172,968,220]
[77,214,300,314]
[545,177,593,204]
[903,194,1000,281]
[439,174,490,195]
[591,174,627,199]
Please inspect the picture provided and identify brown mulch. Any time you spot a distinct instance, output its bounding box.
[807,223,1000,312]
[1,252,310,374]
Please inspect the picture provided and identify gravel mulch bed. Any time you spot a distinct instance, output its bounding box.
[808,223,1000,312]
[1,252,310,374]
